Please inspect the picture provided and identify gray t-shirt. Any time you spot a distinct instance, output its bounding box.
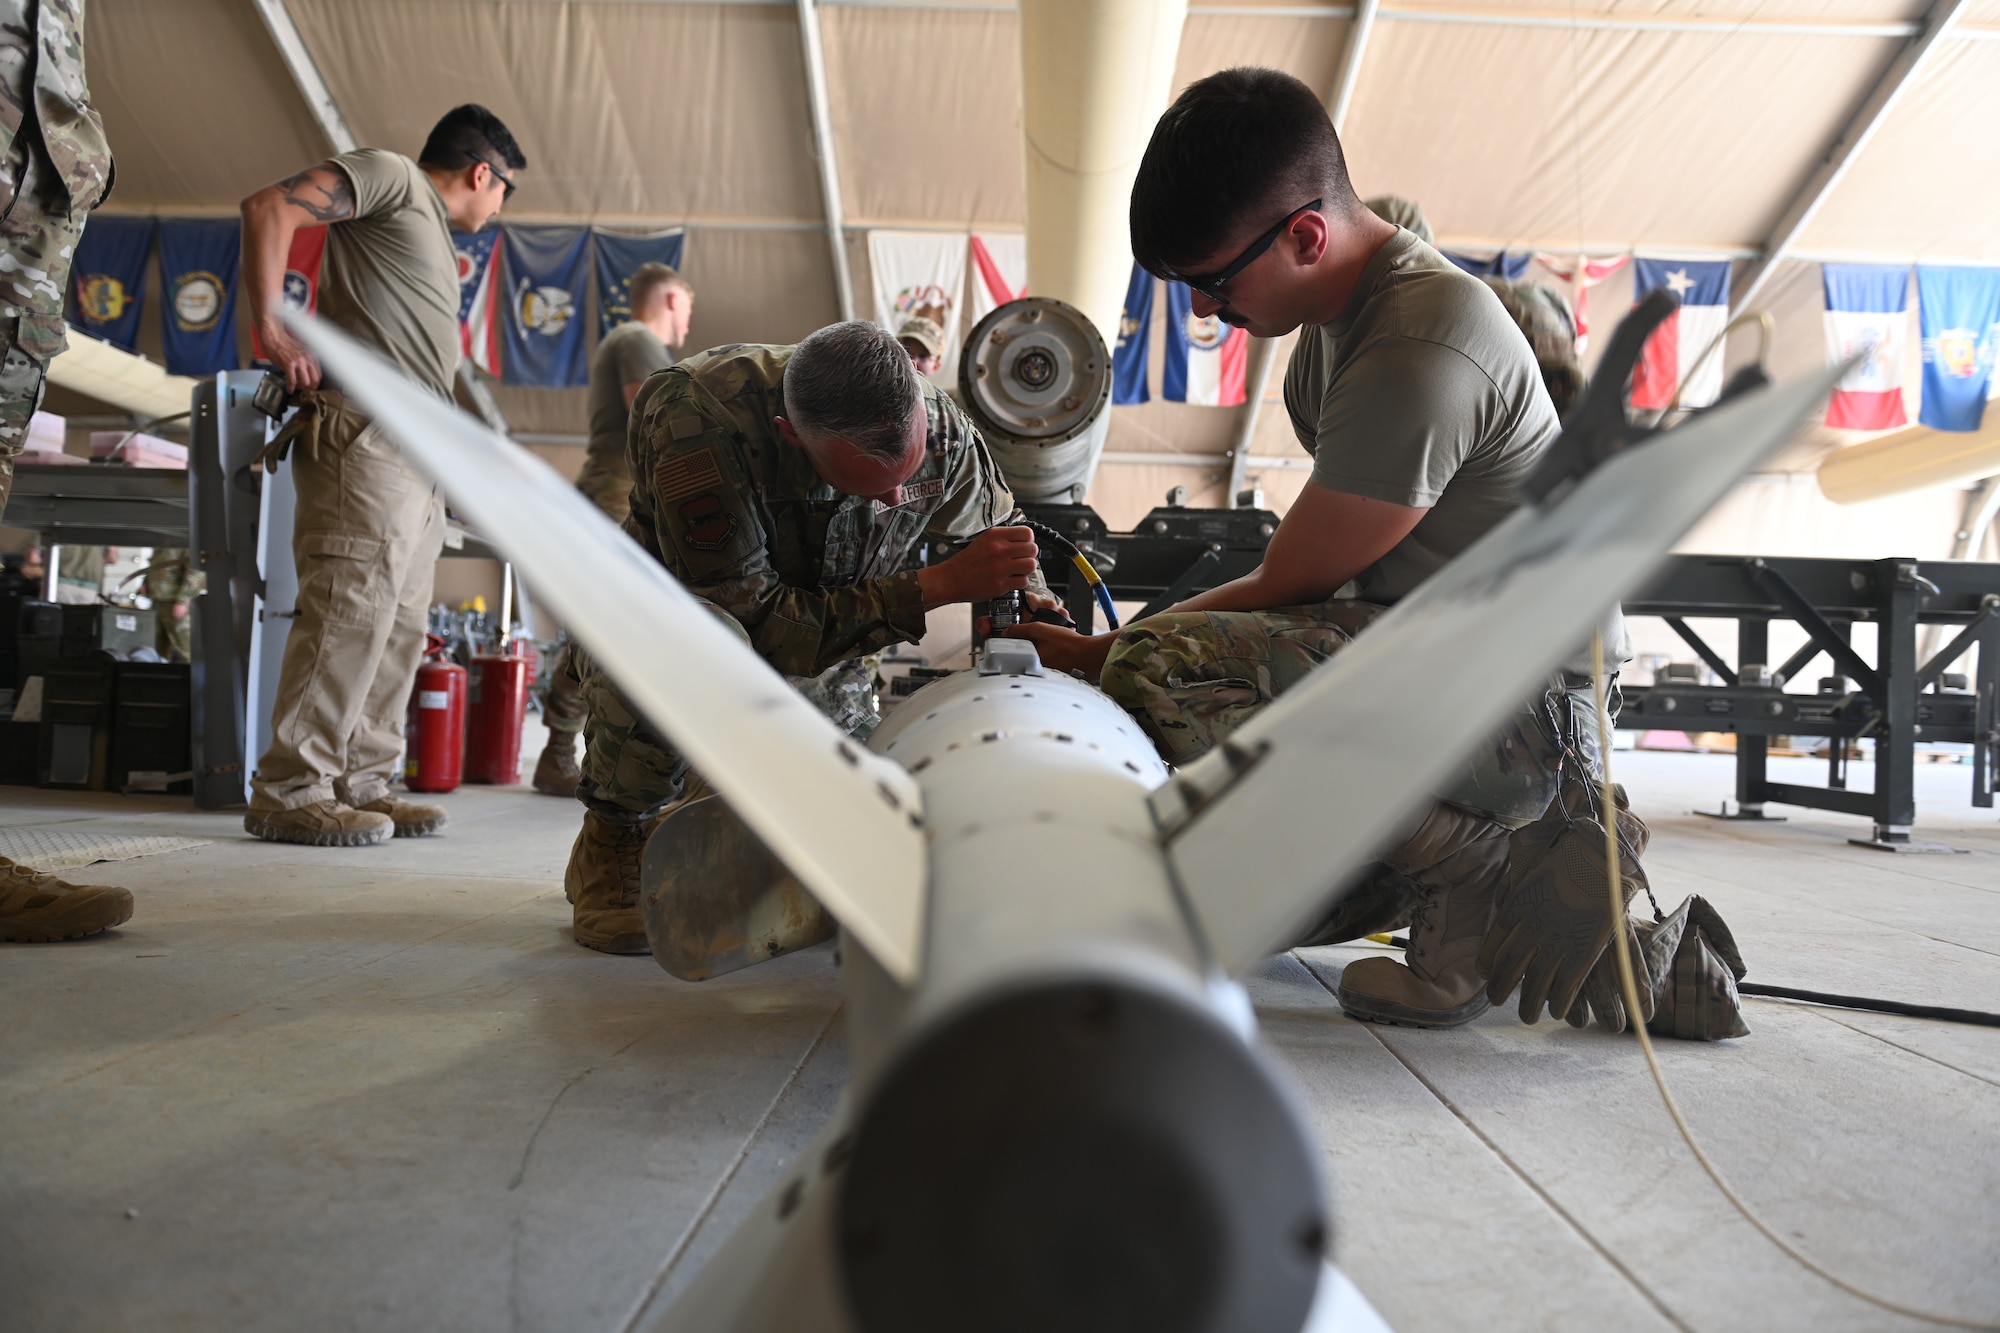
[321,148,460,397]
[1284,228,1627,662]
[587,321,674,466]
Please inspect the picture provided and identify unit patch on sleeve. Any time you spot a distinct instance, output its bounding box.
[654,447,725,501]
[678,492,739,551]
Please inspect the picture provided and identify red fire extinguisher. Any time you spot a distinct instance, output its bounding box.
[405,634,467,793]
[465,647,530,785]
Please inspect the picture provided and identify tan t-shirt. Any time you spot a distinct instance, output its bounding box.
[320,148,460,397]
[587,321,674,466]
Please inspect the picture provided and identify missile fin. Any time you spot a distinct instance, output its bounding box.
[283,314,927,984]
[1157,364,1846,975]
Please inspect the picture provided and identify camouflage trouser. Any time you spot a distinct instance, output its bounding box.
[576,601,881,825]
[544,455,635,741]
[142,550,204,662]
[0,146,85,517]
[1100,600,1606,947]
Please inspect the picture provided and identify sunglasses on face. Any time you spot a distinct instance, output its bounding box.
[1166,199,1323,305]
[482,159,517,201]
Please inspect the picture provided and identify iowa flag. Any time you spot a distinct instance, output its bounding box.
[1163,281,1248,406]
[1822,264,1909,431]
[1630,258,1731,411]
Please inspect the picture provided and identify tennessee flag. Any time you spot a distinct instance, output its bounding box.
[1630,258,1731,411]
[1163,281,1248,406]
[453,228,503,378]
[249,225,325,363]
[1822,264,1910,431]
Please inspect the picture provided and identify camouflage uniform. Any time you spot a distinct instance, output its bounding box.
[579,342,1030,824]
[1484,277,1584,418]
[538,463,632,747]
[0,0,111,516]
[140,548,202,661]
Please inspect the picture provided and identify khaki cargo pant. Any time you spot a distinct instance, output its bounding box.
[249,393,446,811]
[542,451,634,741]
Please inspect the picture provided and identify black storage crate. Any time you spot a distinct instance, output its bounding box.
[109,662,192,794]
[37,660,115,790]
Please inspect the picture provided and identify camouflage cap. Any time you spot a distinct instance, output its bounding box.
[1364,195,1433,246]
[894,315,945,358]
[1485,278,1585,417]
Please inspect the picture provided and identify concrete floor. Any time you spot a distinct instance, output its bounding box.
[2,727,1996,1333]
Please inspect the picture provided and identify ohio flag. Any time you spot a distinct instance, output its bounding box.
[453,228,502,378]
[1821,264,1909,431]
[1630,258,1731,411]
[1163,281,1248,406]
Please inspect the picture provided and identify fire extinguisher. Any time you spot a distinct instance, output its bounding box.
[405,633,467,793]
[465,645,530,784]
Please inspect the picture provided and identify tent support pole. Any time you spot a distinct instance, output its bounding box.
[250,0,358,155]
[797,0,857,322]
[1226,0,1379,504]
[1733,0,1967,312]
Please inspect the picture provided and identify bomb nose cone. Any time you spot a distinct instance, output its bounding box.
[837,978,1327,1333]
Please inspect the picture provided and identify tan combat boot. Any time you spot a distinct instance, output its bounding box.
[244,799,393,847]
[350,795,448,837]
[565,810,651,954]
[1338,869,1501,1029]
[0,856,136,942]
[531,743,580,798]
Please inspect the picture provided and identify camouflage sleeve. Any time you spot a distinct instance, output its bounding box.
[917,392,1050,598]
[632,380,928,679]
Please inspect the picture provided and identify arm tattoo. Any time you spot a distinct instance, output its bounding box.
[275,166,355,223]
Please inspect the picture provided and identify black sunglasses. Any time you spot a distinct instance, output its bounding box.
[481,159,517,201]
[1167,199,1323,304]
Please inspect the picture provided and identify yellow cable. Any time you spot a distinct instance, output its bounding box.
[1590,631,2000,1330]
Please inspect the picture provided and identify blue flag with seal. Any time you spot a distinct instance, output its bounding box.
[1113,263,1153,405]
[500,225,590,387]
[1443,250,1531,281]
[1916,266,2000,432]
[593,227,685,338]
[158,219,241,375]
[69,215,153,352]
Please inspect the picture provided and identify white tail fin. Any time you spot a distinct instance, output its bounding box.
[1156,366,1845,975]
[284,314,927,983]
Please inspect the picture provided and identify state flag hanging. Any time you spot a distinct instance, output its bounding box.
[251,225,326,364]
[158,218,241,376]
[1630,257,1731,411]
[1821,264,1910,431]
[453,227,502,378]
[1534,253,1628,355]
[499,225,590,387]
[1916,266,2000,432]
[1163,281,1248,406]
[1113,263,1153,405]
[68,215,153,352]
[869,229,968,371]
[1443,250,1530,281]
[592,227,685,337]
[967,233,1026,326]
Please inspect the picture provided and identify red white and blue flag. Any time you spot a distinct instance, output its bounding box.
[1821,264,1909,431]
[1630,257,1731,411]
[453,228,503,378]
[249,225,324,364]
[1163,281,1248,406]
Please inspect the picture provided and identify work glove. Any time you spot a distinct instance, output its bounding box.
[1562,914,1655,1033]
[1479,780,1652,1025]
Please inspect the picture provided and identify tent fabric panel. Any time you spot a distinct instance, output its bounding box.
[85,0,330,212]
[284,0,824,224]
[823,7,1024,227]
[1795,38,2000,257]
[1342,19,1899,249]
[1169,12,1352,104]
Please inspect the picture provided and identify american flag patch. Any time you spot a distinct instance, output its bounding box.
[654,447,724,500]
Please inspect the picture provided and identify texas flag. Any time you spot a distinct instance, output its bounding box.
[453,228,503,378]
[1821,264,1910,431]
[1630,258,1731,411]
[1163,281,1248,406]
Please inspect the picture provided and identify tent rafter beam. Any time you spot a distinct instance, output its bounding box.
[796,0,858,321]
[250,0,358,156]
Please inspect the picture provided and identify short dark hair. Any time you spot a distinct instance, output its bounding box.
[1130,67,1359,278]
[629,262,691,312]
[784,322,923,463]
[418,104,527,174]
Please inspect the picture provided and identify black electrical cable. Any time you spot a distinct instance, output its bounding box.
[1736,983,2000,1029]
[1369,941,2000,1029]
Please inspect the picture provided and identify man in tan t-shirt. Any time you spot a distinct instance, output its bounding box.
[1008,68,1645,1035]
[239,104,526,847]
[533,262,694,796]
